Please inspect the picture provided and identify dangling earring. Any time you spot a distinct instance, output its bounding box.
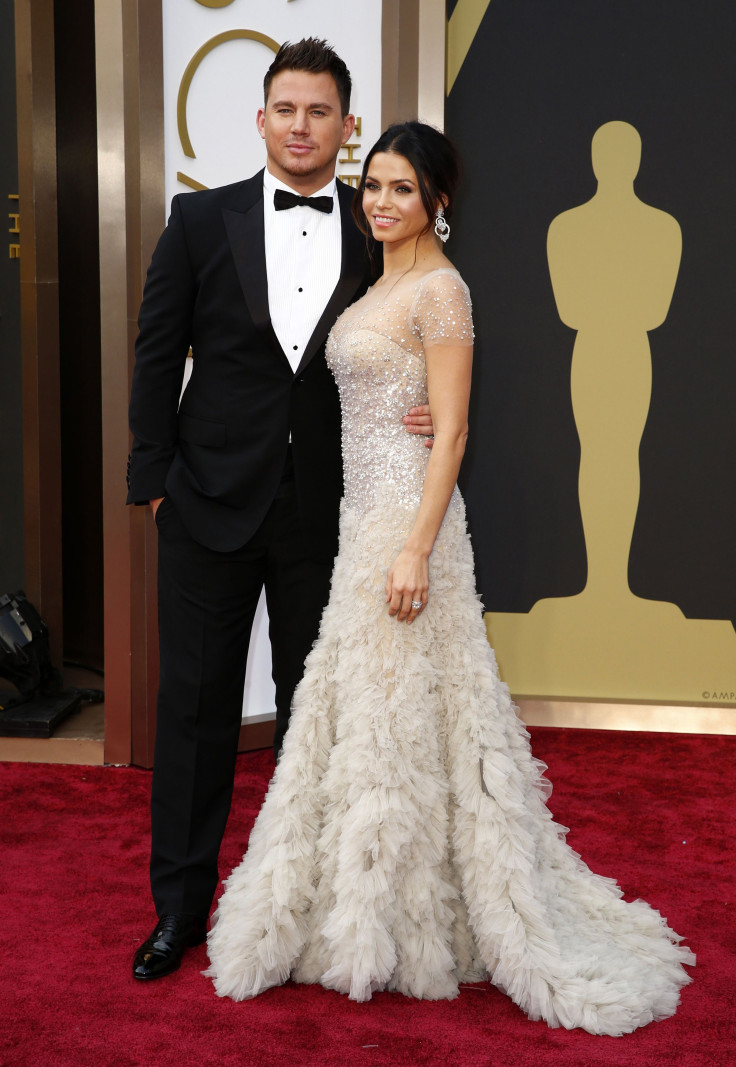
[434,207,450,243]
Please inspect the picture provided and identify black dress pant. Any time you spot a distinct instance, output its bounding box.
[150,485,333,919]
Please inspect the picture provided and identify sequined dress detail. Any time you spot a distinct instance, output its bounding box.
[205,269,693,1034]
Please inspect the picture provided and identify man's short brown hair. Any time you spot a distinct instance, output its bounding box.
[263,37,352,117]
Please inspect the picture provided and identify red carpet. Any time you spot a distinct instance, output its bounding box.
[1,727,734,1066]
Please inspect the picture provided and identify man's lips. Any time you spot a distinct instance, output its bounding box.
[286,143,314,154]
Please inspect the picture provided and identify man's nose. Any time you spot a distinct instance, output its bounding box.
[290,108,309,132]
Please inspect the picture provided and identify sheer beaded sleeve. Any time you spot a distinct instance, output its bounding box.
[410,269,474,349]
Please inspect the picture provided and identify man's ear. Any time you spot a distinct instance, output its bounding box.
[341,113,356,145]
[256,108,266,140]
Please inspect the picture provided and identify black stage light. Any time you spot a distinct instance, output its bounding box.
[0,591,103,738]
[0,591,62,705]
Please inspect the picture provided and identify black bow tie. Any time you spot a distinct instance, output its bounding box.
[274,189,334,214]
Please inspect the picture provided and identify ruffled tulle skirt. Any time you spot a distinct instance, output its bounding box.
[205,489,694,1035]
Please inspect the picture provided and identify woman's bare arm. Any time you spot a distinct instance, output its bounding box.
[386,341,473,622]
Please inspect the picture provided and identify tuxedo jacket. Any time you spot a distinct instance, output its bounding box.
[127,171,373,560]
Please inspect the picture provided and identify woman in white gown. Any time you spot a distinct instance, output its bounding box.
[205,122,694,1034]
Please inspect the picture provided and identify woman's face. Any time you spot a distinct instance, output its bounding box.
[361,152,431,246]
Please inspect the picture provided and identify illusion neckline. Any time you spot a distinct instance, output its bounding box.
[365,265,462,302]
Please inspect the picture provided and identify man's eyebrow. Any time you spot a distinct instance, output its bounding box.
[270,99,336,110]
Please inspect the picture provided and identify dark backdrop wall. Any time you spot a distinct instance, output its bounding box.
[0,1,24,595]
[446,0,736,625]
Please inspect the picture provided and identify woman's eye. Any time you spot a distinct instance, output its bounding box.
[365,182,379,191]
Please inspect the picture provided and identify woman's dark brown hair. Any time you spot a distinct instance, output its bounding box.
[351,121,461,239]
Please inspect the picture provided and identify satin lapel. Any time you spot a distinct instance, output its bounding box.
[222,172,291,369]
[294,181,368,376]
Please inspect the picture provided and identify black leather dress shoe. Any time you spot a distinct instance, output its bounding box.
[132,913,207,981]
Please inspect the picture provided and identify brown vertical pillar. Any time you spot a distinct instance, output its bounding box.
[96,0,164,766]
[381,0,446,131]
[126,2,166,769]
[381,0,419,127]
[15,0,63,666]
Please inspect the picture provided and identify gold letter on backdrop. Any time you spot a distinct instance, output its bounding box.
[176,29,280,190]
[177,30,280,159]
[486,122,736,705]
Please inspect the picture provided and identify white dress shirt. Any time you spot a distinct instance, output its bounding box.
[263,167,342,374]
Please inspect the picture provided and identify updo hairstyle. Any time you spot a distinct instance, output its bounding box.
[351,121,461,239]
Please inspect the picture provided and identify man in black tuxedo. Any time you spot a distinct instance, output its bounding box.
[127,39,432,981]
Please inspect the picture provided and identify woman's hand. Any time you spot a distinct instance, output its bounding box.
[385,547,429,623]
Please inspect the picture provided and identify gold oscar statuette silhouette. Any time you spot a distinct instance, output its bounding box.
[486,121,736,705]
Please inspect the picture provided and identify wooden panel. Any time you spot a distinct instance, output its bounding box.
[125,0,165,769]
[95,0,165,767]
[381,0,419,127]
[519,699,736,736]
[15,0,63,667]
[238,719,276,754]
[0,3,24,594]
[0,736,104,766]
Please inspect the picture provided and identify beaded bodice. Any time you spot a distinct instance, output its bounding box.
[326,268,473,516]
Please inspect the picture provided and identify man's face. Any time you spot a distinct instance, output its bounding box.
[257,70,355,194]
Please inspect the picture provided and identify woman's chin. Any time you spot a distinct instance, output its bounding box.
[370,227,405,244]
